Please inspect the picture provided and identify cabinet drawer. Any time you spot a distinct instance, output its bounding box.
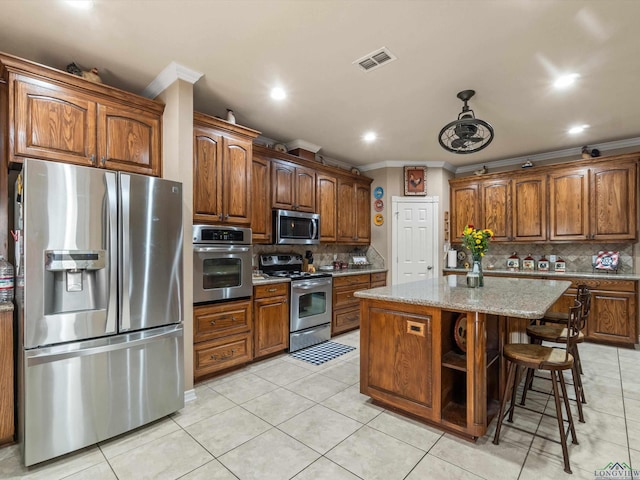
[370,272,386,284]
[194,299,252,341]
[194,333,252,379]
[333,274,370,288]
[566,278,636,293]
[334,285,368,309]
[254,282,289,299]
[334,307,360,332]
[370,281,386,289]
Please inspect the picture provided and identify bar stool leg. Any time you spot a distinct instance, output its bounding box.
[520,367,534,406]
[574,345,584,375]
[493,361,516,445]
[572,345,587,404]
[569,354,585,423]
[551,370,572,474]
[508,365,520,423]
[558,370,579,445]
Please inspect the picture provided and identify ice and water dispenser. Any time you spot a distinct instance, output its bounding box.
[43,250,108,315]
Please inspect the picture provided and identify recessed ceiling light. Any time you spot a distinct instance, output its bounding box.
[65,0,94,9]
[270,87,286,101]
[554,73,580,89]
[568,124,589,134]
[363,132,377,142]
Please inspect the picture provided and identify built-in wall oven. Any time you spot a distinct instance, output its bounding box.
[260,253,332,352]
[193,225,252,303]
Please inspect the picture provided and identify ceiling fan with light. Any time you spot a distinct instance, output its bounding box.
[438,90,494,154]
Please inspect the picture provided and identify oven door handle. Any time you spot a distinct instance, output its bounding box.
[194,246,251,253]
[293,279,332,289]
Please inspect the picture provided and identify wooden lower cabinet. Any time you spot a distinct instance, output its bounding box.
[332,272,386,335]
[1,306,14,445]
[193,299,252,381]
[253,283,289,358]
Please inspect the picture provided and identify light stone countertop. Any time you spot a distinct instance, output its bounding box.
[354,275,571,319]
[443,267,640,281]
[0,302,14,312]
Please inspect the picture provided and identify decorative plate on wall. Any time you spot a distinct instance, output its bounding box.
[373,186,384,199]
[374,199,384,212]
[374,213,384,226]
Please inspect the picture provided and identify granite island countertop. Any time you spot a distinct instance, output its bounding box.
[443,267,640,281]
[354,275,571,319]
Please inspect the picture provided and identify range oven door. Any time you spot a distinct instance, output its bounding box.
[290,277,333,332]
[193,245,252,303]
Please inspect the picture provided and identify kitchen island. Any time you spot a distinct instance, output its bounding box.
[354,275,571,439]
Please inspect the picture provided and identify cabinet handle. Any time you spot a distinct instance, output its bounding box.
[101,156,106,166]
[90,154,96,163]
[211,349,235,360]
[225,214,230,220]
[209,320,216,326]
[284,299,288,304]
[267,288,277,292]
[218,213,223,220]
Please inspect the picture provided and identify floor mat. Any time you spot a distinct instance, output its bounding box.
[290,341,355,365]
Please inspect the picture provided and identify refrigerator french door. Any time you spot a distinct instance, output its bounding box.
[16,159,184,466]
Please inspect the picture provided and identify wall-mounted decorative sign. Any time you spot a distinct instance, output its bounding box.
[404,166,427,196]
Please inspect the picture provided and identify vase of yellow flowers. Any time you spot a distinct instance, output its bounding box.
[461,225,493,287]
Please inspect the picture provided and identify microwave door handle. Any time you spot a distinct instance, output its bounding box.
[194,246,250,253]
[310,219,318,240]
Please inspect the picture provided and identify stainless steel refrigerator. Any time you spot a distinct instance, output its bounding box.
[15,159,184,466]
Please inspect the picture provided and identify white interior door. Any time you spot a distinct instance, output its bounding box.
[392,196,439,285]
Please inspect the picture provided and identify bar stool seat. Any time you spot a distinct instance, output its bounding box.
[526,324,585,344]
[494,302,582,474]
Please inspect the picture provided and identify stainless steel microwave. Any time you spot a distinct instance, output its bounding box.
[273,209,320,245]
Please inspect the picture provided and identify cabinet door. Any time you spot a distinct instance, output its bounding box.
[355,183,371,244]
[294,166,316,212]
[450,184,479,242]
[193,127,223,223]
[0,310,13,444]
[337,179,356,243]
[549,168,589,241]
[98,102,161,176]
[590,163,637,241]
[14,79,97,166]
[271,161,295,210]
[480,179,510,242]
[512,174,547,242]
[317,174,337,242]
[254,294,289,358]
[222,135,252,225]
[587,291,637,345]
[251,155,271,242]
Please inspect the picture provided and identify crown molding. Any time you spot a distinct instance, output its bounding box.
[286,139,322,153]
[359,160,457,173]
[455,137,640,174]
[142,61,203,99]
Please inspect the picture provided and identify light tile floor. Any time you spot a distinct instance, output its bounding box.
[1,331,639,479]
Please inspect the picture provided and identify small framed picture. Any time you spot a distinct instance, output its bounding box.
[404,166,427,196]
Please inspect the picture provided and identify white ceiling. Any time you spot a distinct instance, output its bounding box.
[1,0,639,169]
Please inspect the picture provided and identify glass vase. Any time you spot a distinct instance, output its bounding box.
[472,253,484,287]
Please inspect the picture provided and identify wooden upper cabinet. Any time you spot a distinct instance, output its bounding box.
[450,183,479,242]
[480,179,510,242]
[511,174,546,242]
[549,167,589,241]
[590,162,637,241]
[337,178,370,244]
[14,79,97,166]
[316,173,337,242]
[250,155,271,243]
[98,102,161,176]
[4,55,164,176]
[193,127,222,223]
[193,113,260,226]
[271,160,316,212]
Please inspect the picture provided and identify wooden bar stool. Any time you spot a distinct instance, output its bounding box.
[493,302,582,474]
[521,287,590,422]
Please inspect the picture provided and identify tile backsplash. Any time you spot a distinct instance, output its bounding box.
[452,243,633,273]
[252,244,385,269]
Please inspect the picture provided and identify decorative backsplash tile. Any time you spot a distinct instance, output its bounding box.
[253,244,385,269]
[451,243,633,273]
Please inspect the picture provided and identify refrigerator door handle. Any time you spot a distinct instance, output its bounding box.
[26,325,183,366]
[120,174,131,330]
[105,172,118,334]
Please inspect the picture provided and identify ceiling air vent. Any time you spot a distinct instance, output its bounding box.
[353,47,397,72]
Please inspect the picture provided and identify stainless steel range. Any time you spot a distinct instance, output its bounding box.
[259,254,333,352]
